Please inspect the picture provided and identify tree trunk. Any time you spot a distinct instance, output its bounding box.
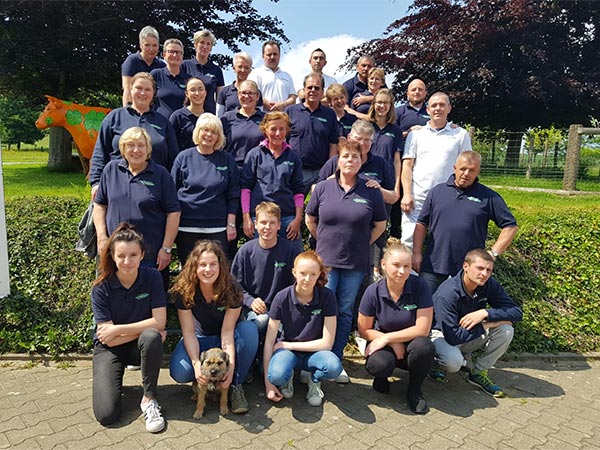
[47,127,73,171]
[504,132,522,168]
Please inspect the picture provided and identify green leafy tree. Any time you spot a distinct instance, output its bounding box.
[346,0,600,167]
[0,96,44,150]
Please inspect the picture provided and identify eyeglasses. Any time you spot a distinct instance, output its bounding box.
[165,50,183,55]
[239,91,258,97]
[305,85,322,91]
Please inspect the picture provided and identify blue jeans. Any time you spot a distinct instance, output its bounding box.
[245,310,269,339]
[419,271,450,296]
[169,320,258,385]
[326,268,366,360]
[267,349,342,385]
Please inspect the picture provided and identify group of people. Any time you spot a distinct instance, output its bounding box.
[89,25,523,434]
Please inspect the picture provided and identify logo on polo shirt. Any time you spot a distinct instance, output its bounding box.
[353,198,368,204]
[138,180,155,187]
[363,172,380,178]
[283,161,294,166]
[216,166,228,171]
[149,123,162,130]
[274,262,287,268]
[403,304,417,311]
[217,306,225,312]
[315,117,328,123]
[384,132,396,138]
[311,308,322,315]
[135,293,150,300]
[466,196,482,203]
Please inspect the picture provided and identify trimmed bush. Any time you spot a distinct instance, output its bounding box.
[1,196,599,356]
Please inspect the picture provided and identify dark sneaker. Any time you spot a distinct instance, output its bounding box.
[372,377,390,394]
[428,363,446,382]
[407,390,429,414]
[229,384,249,413]
[467,369,506,398]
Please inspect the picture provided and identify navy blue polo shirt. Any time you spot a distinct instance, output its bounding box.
[351,90,374,115]
[231,238,299,309]
[151,68,192,119]
[92,267,167,343]
[342,74,368,106]
[221,108,265,166]
[306,176,387,272]
[173,289,242,337]
[359,276,432,333]
[417,175,518,276]
[95,159,180,261]
[338,112,356,138]
[181,58,224,114]
[285,103,339,170]
[241,144,304,217]
[395,102,429,132]
[121,52,165,77]
[269,285,338,342]
[317,153,395,193]
[370,123,404,167]
[217,83,264,114]
[433,270,523,346]
[169,107,199,152]
[89,106,179,186]
[171,149,240,228]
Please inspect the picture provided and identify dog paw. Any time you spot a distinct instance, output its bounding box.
[220,407,229,416]
[193,410,204,420]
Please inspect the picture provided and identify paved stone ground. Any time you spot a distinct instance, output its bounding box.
[1,356,599,450]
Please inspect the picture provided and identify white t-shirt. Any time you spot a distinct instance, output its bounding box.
[403,122,472,207]
[249,65,296,103]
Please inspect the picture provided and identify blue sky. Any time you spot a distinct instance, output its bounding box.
[215,0,412,89]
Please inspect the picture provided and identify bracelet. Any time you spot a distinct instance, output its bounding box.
[489,249,500,259]
[228,222,236,228]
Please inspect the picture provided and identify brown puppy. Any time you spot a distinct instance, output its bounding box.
[190,348,230,419]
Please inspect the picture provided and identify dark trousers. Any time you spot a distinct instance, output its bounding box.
[175,230,228,266]
[365,336,435,394]
[92,329,163,425]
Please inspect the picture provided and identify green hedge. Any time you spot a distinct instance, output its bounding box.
[1,196,599,356]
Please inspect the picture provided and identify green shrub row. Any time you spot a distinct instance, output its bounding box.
[1,196,599,356]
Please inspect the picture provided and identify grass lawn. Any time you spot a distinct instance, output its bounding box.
[481,173,600,192]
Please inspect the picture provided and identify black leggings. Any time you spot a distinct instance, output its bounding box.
[92,328,163,425]
[175,230,228,266]
[365,336,434,393]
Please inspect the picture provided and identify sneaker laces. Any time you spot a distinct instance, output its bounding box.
[144,399,162,422]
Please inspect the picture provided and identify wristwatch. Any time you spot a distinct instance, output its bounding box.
[162,246,172,254]
[489,249,499,259]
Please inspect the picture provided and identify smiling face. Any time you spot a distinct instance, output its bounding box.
[196,251,220,286]
[426,93,452,125]
[329,94,347,114]
[185,78,207,107]
[373,91,392,119]
[233,57,252,82]
[130,77,154,111]
[163,42,183,67]
[381,249,412,286]
[303,75,323,107]
[348,130,373,158]
[407,79,427,107]
[293,257,321,294]
[113,241,144,277]
[264,118,288,148]
[255,212,280,244]
[356,57,374,81]
[237,81,259,109]
[123,136,149,168]
[197,125,218,151]
[140,37,159,60]
[195,38,213,61]
[368,73,384,93]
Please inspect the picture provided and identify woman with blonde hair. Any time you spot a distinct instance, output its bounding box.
[169,240,258,415]
[171,113,240,264]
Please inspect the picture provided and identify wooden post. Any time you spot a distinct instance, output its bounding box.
[562,124,582,191]
[0,135,11,298]
[526,134,535,179]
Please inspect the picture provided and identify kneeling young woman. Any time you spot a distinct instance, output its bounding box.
[358,238,435,414]
[263,251,342,407]
[91,223,167,433]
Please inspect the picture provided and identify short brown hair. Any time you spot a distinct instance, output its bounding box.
[259,111,291,136]
[255,202,281,221]
[464,248,494,265]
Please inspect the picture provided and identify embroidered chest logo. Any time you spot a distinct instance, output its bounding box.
[137,180,155,187]
[217,306,225,312]
[466,196,482,203]
[402,304,418,311]
[216,166,228,171]
[282,161,294,166]
[315,117,328,123]
[384,132,396,138]
[274,262,287,268]
[149,123,162,130]
[353,198,368,204]
[135,293,150,300]
[362,172,379,178]
[311,308,322,315]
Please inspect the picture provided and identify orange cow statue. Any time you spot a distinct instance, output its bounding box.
[35,95,112,173]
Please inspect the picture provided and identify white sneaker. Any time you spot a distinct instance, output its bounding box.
[126,365,141,371]
[140,398,165,433]
[280,372,294,399]
[334,368,350,384]
[306,379,324,406]
[299,370,310,384]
